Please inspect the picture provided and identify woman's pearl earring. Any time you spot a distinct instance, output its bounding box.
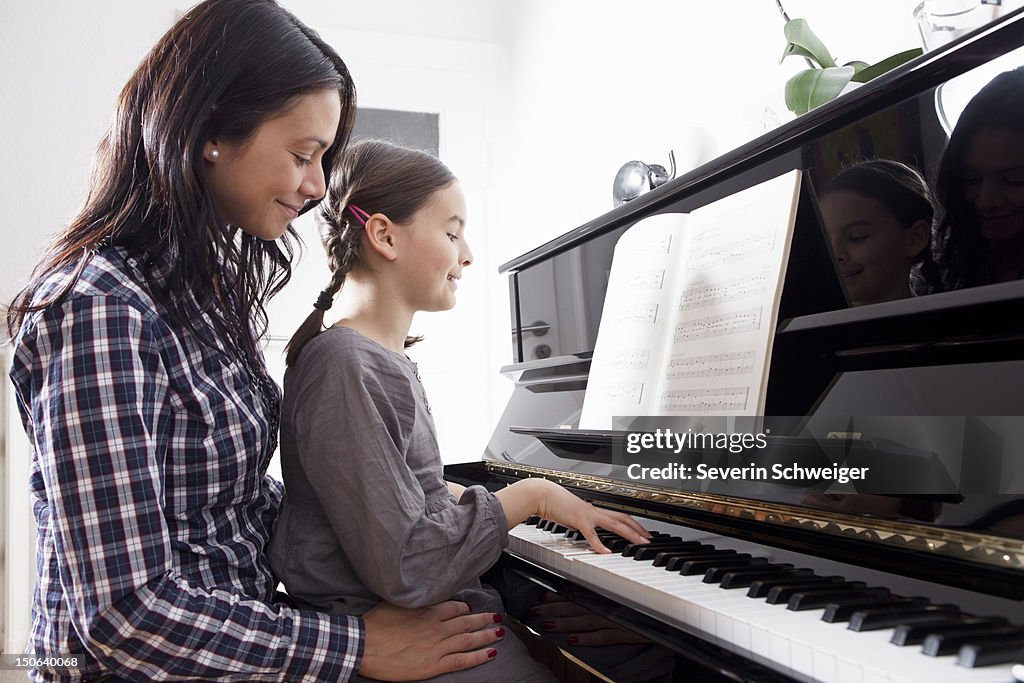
[209,149,220,160]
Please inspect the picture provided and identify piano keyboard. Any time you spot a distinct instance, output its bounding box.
[508,519,1023,683]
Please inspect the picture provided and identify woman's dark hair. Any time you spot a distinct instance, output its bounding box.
[6,0,356,363]
[823,158,940,292]
[286,139,456,366]
[934,66,1024,290]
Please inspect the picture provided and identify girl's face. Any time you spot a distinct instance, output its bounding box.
[821,190,927,306]
[961,128,1024,245]
[204,89,342,241]
[395,182,472,312]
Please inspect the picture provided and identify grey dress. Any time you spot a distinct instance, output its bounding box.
[268,327,554,682]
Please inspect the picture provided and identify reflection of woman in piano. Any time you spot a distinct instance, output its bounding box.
[933,67,1024,291]
[818,159,937,305]
[267,140,649,682]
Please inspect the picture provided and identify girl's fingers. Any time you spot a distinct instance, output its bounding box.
[580,525,611,553]
[596,514,649,545]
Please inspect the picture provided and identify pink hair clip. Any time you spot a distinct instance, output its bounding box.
[348,204,371,225]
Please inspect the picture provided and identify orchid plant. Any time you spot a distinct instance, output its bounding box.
[780,15,923,116]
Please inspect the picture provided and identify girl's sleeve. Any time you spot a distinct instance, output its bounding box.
[290,341,508,608]
[12,295,363,681]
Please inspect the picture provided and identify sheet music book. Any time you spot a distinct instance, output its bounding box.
[578,170,802,430]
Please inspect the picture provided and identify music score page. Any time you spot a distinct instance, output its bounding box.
[578,170,802,429]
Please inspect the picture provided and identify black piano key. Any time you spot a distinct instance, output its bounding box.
[891,616,1008,647]
[567,529,621,541]
[708,564,799,587]
[923,625,1024,657]
[788,587,891,611]
[525,515,540,525]
[765,580,865,604]
[652,544,717,566]
[848,604,960,632]
[542,520,559,532]
[718,566,813,589]
[621,536,684,557]
[633,542,701,561]
[957,636,1024,668]
[607,538,633,552]
[679,555,767,577]
[665,551,739,572]
[746,575,845,599]
[822,596,929,623]
[535,517,550,528]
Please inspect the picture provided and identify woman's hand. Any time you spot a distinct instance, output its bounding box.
[360,600,504,680]
[496,478,650,553]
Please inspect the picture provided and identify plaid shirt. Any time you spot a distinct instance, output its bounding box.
[9,247,362,682]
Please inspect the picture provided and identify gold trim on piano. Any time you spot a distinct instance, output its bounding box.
[485,462,1024,572]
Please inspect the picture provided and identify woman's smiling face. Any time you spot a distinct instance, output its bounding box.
[960,127,1024,245]
[203,89,342,241]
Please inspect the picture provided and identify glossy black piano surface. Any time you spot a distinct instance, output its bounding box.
[448,9,1024,683]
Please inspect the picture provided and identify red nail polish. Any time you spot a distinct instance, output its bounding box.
[528,607,541,618]
[543,620,555,630]
[487,649,497,659]
[492,613,503,623]
[495,627,505,637]
[567,636,578,645]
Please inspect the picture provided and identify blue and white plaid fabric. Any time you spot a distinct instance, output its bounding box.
[9,247,362,682]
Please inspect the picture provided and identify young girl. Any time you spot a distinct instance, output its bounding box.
[818,159,938,305]
[6,2,502,680]
[268,140,650,681]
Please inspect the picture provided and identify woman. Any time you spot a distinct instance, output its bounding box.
[6,1,501,681]
[934,66,1024,291]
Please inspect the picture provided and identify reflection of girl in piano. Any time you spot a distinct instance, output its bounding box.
[934,67,1024,291]
[267,140,649,682]
[818,159,937,305]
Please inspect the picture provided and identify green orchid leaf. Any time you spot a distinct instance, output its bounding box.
[780,43,819,64]
[844,60,870,73]
[850,47,924,83]
[785,66,856,115]
[781,18,836,68]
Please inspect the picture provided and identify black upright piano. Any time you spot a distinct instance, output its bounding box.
[448,9,1024,683]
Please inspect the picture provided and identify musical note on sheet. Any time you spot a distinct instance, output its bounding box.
[623,269,667,291]
[593,381,645,405]
[679,269,770,310]
[623,233,673,255]
[608,349,651,371]
[686,229,776,269]
[665,350,756,379]
[616,302,660,325]
[659,386,750,413]
[674,307,762,342]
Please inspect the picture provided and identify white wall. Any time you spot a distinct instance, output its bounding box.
[490,0,924,262]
